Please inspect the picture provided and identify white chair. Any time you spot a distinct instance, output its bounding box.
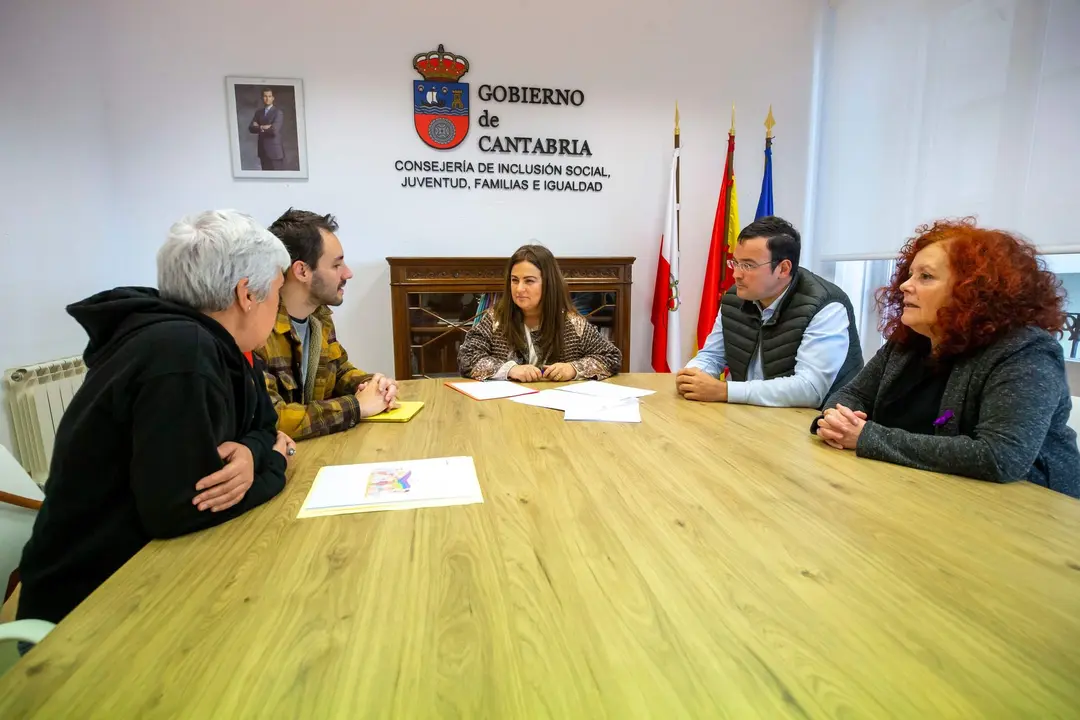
[0,445,53,671]
[0,619,53,645]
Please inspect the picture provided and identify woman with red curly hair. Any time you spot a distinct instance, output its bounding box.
[813,218,1079,498]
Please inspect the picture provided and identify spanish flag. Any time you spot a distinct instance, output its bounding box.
[697,107,739,349]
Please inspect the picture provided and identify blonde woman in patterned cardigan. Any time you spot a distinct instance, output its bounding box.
[457,245,622,381]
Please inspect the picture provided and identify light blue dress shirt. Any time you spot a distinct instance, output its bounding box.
[684,286,851,408]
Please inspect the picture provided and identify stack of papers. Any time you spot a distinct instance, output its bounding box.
[510,389,596,412]
[509,381,653,423]
[558,381,655,400]
[297,456,483,518]
[563,397,641,423]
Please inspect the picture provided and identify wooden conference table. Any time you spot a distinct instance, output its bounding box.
[2,374,1079,718]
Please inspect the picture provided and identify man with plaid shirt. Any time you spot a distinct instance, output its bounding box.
[255,209,399,439]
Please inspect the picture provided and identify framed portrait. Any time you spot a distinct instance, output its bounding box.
[226,76,308,178]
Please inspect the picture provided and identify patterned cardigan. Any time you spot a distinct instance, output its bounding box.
[457,309,622,380]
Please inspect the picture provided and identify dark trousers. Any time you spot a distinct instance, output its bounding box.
[260,155,285,171]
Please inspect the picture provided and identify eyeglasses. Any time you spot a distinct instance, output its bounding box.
[727,258,776,272]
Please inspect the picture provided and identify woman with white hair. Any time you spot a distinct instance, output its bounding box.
[15,209,294,636]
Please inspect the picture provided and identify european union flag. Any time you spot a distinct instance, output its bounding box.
[755,142,773,219]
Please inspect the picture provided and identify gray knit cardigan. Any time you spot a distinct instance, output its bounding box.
[818,326,1080,498]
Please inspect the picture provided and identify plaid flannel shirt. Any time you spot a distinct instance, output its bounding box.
[254,303,369,440]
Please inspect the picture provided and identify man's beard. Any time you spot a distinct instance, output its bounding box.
[311,275,344,307]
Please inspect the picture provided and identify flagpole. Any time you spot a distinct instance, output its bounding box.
[754,105,776,220]
[719,104,735,290]
[764,104,775,172]
[652,103,684,372]
[674,102,681,248]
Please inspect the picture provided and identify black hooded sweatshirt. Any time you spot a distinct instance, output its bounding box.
[16,287,287,625]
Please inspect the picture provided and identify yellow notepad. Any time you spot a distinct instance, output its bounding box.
[361,401,425,423]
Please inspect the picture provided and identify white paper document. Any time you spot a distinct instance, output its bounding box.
[563,398,641,423]
[511,388,643,423]
[297,456,483,518]
[447,380,536,400]
[558,380,656,401]
[509,388,610,412]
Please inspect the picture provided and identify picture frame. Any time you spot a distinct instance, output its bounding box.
[225,76,308,179]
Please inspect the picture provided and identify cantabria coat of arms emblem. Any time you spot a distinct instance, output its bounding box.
[412,44,469,150]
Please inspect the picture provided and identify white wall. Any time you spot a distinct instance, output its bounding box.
[0,1,115,457]
[0,0,824,454]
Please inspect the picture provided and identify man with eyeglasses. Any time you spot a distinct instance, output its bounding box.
[676,216,863,408]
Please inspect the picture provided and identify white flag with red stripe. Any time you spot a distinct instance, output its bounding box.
[650,147,682,372]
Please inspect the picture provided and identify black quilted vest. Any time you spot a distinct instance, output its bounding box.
[721,269,863,405]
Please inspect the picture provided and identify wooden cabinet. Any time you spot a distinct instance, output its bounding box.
[387,256,635,379]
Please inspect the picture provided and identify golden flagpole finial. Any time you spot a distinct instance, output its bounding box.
[675,101,680,136]
[764,105,776,139]
[730,104,736,135]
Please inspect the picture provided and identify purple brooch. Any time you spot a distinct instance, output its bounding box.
[933,410,954,428]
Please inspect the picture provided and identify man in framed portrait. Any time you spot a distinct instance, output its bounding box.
[249,88,286,170]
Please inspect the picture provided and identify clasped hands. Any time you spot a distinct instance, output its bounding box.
[508,362,576,382]
[356,372,399,417]
[816,404,867,450]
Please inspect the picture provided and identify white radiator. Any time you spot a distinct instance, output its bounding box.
[4,356,86,485]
